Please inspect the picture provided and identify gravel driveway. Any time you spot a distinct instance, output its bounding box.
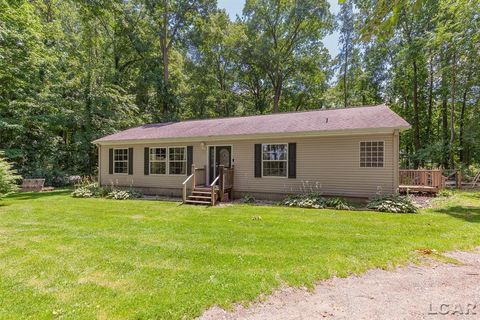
[200,248,480,320]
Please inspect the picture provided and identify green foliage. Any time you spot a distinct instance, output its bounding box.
[71,187,94,198]
[107,189,141,200]
[283,192,326,209]
[71,180,141,200]
[0,153,20,197]
[367,194,418,213]
[438,189,453,198]
[71,182,108,198]
[282,193,353,210]
[242,193,256,203]
[324,197,354,210]
[0,0,479,180]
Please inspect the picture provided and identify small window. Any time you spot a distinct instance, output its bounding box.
[150,148,167,175]
[168,147,186,175]
[114,148,128,174]
[360,141,384,168]
[262,144,288,177]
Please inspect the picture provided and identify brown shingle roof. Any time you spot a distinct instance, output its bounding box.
[94,105,410,143]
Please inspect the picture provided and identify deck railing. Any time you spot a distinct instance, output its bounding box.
[399,169,446,191]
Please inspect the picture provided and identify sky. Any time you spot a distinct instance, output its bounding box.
[217,0,340,57]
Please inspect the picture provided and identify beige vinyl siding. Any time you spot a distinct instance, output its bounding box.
[98,132,398,199]
[99,142,206,194]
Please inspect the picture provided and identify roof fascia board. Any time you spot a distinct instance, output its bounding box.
[93,127,406,146]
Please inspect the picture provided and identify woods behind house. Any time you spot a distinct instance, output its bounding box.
[1,0,479,184]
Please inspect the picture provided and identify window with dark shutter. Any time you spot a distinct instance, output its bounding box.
[144,148,149,175]
[254,144,261,177]
[128,148,133,175]
[109,148,113,174]
[187,146,193,175]
[288,143,296,179]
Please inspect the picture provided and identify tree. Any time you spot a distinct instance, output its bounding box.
[0,153,20,197]
[243,0,333,112]
[337,0,357,108]
[145,0,215,116]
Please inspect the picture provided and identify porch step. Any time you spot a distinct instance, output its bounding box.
[184,199,211,205]
[188,195,212,200]
[194,187,212,191]
[192,190,212,195]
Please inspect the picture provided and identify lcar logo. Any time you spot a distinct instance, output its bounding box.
[428,303,477,316]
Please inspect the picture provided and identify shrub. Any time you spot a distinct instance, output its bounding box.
[282,193,354,210]
[107,189,141,200]
[242,193,256,203]
[0,153,20,197]
[367,194,418,213]
[438,189,453,198]
[325,197,353,210]
[72,187,94,198]
[282,192,326,209]
[72,181,108,198]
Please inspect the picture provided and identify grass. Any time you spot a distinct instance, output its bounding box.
[0,190,479,319]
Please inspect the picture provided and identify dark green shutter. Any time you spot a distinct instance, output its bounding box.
[108,148,113,174]
[254,144,261,178]
[128,148,133,175]
[288,143,296,179]
[144,148,149,175]
[186,146,193,175]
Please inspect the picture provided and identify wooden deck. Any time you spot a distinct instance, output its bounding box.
[399,169,446,194]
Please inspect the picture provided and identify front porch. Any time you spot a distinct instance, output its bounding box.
[182,164,234,205]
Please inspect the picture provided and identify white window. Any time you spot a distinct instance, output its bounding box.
[360,141,384,168]
[168,147,186,175]
[262,144,288,177]
[114,148,128,174]
[150,147,167,175]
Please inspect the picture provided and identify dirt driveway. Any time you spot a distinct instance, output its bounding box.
[200,249,480,320]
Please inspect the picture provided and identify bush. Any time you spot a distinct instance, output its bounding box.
[72,181,141,200]
[283,193,325,209]
[72,187,94,198]
[72,179,109,198]
[0,153,20,197]
[325,197,353,210]
[282,193,353,210]
[367,194,418,213]
[107,189,141,200]
[242,193,256,203]
[438,189,453,197]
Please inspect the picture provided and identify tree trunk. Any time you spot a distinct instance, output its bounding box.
[449,50,456,169]
[412,60,421,163]
[440,50,449,168]
[426,55,434,141]
[272,76,282,113]
[343,41,349,108]
[160,1,169,116]
[459,86,468,163]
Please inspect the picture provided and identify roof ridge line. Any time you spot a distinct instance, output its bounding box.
[141,104,388,126]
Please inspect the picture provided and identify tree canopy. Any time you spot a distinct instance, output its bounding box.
[0,0,479,184]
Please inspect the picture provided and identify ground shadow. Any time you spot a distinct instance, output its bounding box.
[6,190,72,201]
[432,205,480,223]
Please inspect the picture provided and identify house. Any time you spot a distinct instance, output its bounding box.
[93,105,410,204]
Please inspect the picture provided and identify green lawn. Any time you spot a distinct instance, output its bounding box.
[0,191,479,319]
